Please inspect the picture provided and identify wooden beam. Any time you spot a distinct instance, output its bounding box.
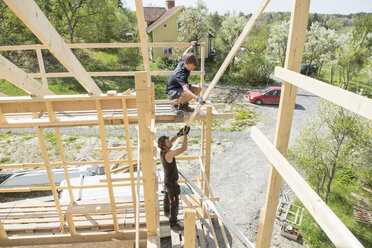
[36,127,65,232]
[256,1,310,247]
[36,48,48,87]
[135,72,159,238]
[135,0,150,73]
[3,0,102,95]
[200,46,205,94]
[251,127,363,248]
[0,55,54,96]
[0,93,8,97]
[275,67,372,120]
[0,106,7,124]
[0,42,206,51]
[96,99,120,232]
[122,98,137,226]
[204,106,212,199]
[0,219,7,239]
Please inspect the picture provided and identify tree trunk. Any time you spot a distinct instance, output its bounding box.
[325,163,336,204]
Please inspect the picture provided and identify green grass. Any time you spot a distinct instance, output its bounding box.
[0,80,28,96]
[296,183,372,247]
[0,157,11,163]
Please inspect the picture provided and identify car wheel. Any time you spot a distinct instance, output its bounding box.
[255,99,262,105]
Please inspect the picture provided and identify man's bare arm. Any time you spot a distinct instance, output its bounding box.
[165,135,187,163]
[183,45,195,56]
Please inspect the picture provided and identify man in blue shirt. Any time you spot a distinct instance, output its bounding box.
[166,41,205,114]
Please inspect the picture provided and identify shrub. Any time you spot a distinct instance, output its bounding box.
[237,53,275,86]
[155,56,179,70]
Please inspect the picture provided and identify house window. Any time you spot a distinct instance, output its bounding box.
[177,19,181,32]
[163,47,173,55]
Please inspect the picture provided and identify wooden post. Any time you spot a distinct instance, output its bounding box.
[255,1,310,247]
[36,48,48,87]
[36,126,65,232]
[184,209,196,248]
[204,106,212,200]
[200,120,205,191]
[96,99,120,232]
[135,72,159,239]
[0,105,7,124]
[0,219,7,239]
[134,0,150,72]
[45,101,75,204]
[200,46,205,94]
[122,98,137,224]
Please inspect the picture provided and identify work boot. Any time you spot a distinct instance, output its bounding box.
[180,103,194,112]
[170,222,184,234]
[171,104,183,115]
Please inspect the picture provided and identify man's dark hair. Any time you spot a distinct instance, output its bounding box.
[185,53,198,67]
[157,136,168,151]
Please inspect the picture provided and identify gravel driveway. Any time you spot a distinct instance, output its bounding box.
[209,88,320,247]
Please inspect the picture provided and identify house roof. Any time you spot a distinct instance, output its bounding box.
[146,6,183,33]
[143,7,166,23]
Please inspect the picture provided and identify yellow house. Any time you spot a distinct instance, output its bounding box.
[144,0,214,60]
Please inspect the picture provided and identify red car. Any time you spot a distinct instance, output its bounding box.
[249,86,282,105]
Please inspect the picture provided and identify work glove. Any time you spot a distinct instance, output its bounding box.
[191,41,200,47]
[177,125,190,137]
[197,96,206,105]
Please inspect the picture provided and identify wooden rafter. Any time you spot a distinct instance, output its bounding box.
[0,55,54,96]
[3,0,102,95]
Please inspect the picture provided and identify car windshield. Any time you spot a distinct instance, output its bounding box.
[260,87,271,94]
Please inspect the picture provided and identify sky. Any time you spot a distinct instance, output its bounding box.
[123,0,372,15]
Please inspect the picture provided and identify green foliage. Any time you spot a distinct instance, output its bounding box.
[237,53,275,86]
[178,0,209,42]
[289,100,372,203]
[267,21,289,67]
[154,83,167,100]
[44,132,57,145]
[228,105,257,131]
[155,56,179,70]
[64,137,77,143]
[0,80,28,96]
[0,157,10,163]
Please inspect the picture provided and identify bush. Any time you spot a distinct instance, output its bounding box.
[237,53,275,86]
[155,56,179,70]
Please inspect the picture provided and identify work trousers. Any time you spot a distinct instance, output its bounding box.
[163,182,180,226]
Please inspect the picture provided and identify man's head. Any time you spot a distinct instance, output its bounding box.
[158,136,171,151]
[184,53,198,71]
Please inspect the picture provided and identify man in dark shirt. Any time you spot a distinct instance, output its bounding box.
[166,41,205,114]
[157,126,190,233]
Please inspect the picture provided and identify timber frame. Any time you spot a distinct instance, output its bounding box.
[0,0,371,247]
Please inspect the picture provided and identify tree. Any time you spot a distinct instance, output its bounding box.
[267,21,289,67]
[178,0,209,43]
[289,101,372,203]
[214,14,246,58]
[208,11,223,34]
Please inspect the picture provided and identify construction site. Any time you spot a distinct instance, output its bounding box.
[0,0,371,247]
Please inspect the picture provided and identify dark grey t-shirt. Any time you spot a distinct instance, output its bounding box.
[160,151,179,184]
[165,55,190,92]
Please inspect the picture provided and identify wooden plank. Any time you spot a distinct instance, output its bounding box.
[0,55,53,96]
[200,46,205,94]
[200,218,216,248]
[196,220,207,248]
[251,126,364,248]
[135,72,159,238]
[204,106,212,201]
[96,99,120,232]
[0,92,8,97]
[184,209,196,248]
[171,229,181,248]
[0,42,205,51]
[0,105,7,124]
[36,48,48,87]
[3,0,102,95]
[134,0,150,73]
[36,127,65,232]
[19,240,135,248]
[275,67,372,120]
[256,1,310,247]
[0,231,146,246]
[0,219,7,239]
[122,98,137,227]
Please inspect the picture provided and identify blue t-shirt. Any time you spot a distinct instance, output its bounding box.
[166,55,190,92]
